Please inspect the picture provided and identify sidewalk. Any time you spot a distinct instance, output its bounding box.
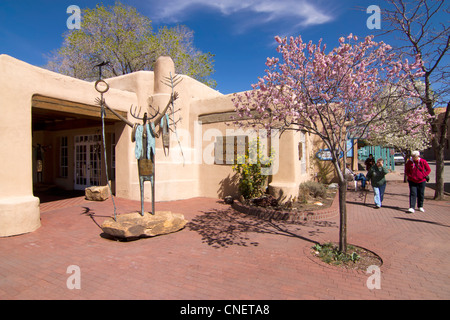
[0,182,449,300]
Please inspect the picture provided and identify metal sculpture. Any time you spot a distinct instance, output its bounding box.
[94,69,182,218]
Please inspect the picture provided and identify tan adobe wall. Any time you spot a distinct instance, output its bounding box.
[0,54,318,236]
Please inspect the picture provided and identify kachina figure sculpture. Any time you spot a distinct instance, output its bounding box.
[94,71,182,218]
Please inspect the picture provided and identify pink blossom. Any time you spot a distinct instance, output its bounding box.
[233,33,424,151]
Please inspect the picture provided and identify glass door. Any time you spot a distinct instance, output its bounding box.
[74,135,102,190]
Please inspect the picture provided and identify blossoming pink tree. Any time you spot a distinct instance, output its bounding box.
[233,34,424,253]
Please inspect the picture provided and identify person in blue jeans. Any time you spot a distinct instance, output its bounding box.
[366,158,389,208]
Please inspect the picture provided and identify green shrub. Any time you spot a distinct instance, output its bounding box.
[312,242,360,265]
[232,137,274,199]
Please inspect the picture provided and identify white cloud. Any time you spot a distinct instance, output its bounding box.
[144,0,333,27]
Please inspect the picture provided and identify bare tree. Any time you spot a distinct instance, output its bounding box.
[381,0,449,199]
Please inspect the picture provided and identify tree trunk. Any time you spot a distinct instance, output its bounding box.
[332,157,347,254]
[338,178,347,253]
[403,151,410,183]
[433,137,446,200]
[431,102,449,200]
[426,79,449,200]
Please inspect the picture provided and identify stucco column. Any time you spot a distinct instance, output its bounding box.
[268,130,302,203]
[145,56,175,201]
[151,56,175,118]
[0,57,40,236]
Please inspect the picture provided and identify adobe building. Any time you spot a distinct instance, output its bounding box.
[0,54,316,237]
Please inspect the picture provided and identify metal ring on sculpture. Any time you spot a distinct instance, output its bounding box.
[95,79,110,94]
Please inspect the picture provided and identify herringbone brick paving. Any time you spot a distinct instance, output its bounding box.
[0,181,449,300]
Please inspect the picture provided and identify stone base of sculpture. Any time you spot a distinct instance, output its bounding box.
[101,211,187,240]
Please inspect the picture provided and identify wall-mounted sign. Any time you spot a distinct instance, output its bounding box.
[315,149,344,161]
[316,149,333,161]
[347,139,354,157]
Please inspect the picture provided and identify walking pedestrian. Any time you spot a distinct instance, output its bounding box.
[366,158,389,208]
[405,151,431,213]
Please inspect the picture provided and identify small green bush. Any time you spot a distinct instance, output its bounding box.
[232,137,275,200]
[312,242,360,265]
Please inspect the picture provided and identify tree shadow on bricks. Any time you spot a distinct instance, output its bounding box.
[187,208,337,249]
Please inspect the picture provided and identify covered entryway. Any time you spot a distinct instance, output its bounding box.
[0,54,138,237]
[31,95,126,196]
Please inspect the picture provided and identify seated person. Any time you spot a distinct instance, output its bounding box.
[345,164,367,189]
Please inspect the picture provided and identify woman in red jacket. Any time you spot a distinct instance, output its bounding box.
[405,151,431,213]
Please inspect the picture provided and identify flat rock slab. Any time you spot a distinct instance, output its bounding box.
[101,211,188,240]
[85,186,109,201]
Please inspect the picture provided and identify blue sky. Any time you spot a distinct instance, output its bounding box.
[0,0,435,95]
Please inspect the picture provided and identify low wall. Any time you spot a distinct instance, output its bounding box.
[231,191,339,223]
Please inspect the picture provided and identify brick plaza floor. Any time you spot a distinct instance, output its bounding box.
[0,181,449,300]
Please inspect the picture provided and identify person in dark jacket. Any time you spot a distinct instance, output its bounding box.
[366,158,389,208]
[405,151,431,213]
[365,154,375,171]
